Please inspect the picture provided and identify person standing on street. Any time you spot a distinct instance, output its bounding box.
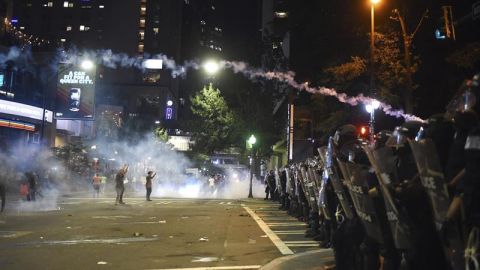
[0,181,5,212]
[92,173,101,198]
[145,171,156,201]
[115,165,128,205]
[26,172,37,201]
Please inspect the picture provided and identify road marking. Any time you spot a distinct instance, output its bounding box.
[3,237,158,247]
[0,231,33,238]
[283,240,320,247]
[272,231,305,235]
[285,244,320,247]
[264,223,306,227]
[145,265,262,270]
[243,206,294,255]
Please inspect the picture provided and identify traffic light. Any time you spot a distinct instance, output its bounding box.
[358,126,369,139]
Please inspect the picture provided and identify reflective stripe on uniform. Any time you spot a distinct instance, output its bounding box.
[465,136,480,150]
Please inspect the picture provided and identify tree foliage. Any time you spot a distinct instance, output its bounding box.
[190,83,236,154]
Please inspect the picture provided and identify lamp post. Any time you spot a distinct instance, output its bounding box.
[247,134,256,198]
[370,0,380,95]
[365,99,380,143]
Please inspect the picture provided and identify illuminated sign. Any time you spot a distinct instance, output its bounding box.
[0,99,53,122]
[0,118,36,132]
[166,107,173,120]
[55,64,96,120]
[0,73,4,86]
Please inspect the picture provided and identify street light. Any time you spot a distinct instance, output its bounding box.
[247,134,256,198]
[203,60,220,76]
[80,59,95,70]
[365,99,380,143]
[370,0,380,95]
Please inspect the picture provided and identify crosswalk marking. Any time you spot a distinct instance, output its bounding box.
[243,206,294,255]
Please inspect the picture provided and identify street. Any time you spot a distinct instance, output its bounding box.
[0,195,331,270]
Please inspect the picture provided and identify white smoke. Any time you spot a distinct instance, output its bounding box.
[0,46,424,121]
[90,135,265,199]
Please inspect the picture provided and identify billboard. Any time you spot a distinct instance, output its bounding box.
[55,64,96,120]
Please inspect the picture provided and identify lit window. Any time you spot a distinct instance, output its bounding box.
[139,19,145,28]
[60,38,66,42]
[48,2,53,7]
[63,1,69,7]
[200,20,206,25]
[79,25,85,31]
[66,26,72,31]
[20,26,25,30]
[99,5,104,8]
[153,27,159,34]
[141,6,147,15]
[138,44,144,53]
[69,2,73,7]
[139,30,145,40]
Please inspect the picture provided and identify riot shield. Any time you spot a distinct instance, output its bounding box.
[408,139,450,228]
[285,167,294,196]
[363,146,412,249]
[300,165,319,212]
[274,168,283,195]
[296,164,312,208]
[319,139,355,220]
[342,161,384,244]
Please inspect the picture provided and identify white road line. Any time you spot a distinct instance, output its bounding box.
[284,241,319,244]
[264,223,305,227]
[145,266,262,270]
[285,244,320,247]
[272,230,305,233]
[243,206,294,255]
[274,231,305,235]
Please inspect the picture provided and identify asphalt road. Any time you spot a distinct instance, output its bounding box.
[0,194,327,270]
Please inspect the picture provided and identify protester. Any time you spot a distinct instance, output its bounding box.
[26,172,37,201]
[0,182,5,212]
[115,165,128,205]
[145,171,156,201]
[92,173,101,198]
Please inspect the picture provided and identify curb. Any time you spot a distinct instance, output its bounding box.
[260,249,334,270]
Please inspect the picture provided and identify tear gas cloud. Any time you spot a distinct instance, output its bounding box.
[89,135,264,199]
[0,141,88,212]
[0,46,424,121]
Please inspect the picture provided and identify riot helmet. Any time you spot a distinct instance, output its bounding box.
[386,121,423,147]
[333,124,357,147]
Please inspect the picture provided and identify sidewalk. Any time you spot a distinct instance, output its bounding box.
[260,249,335,270]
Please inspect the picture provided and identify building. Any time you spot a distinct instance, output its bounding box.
[4,0,183,145]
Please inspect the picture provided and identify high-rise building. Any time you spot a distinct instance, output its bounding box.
[3,0,183,144]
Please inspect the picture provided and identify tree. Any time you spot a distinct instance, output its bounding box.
[190,83,236,154]
[154,127,169,142]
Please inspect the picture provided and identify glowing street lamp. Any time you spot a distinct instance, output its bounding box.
[247,134,257,198]
[203,60,220,76]
[80,59,95,70]
[365,99,380,143]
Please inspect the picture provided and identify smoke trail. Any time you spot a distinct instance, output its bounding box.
[222,61,425,122]
[0,46,425,121]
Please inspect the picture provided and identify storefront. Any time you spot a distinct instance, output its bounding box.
[0,99,54,147]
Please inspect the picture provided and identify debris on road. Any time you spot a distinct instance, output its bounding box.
[97,261,108,265]
[192,257,219,262]
[199,237,209,242]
